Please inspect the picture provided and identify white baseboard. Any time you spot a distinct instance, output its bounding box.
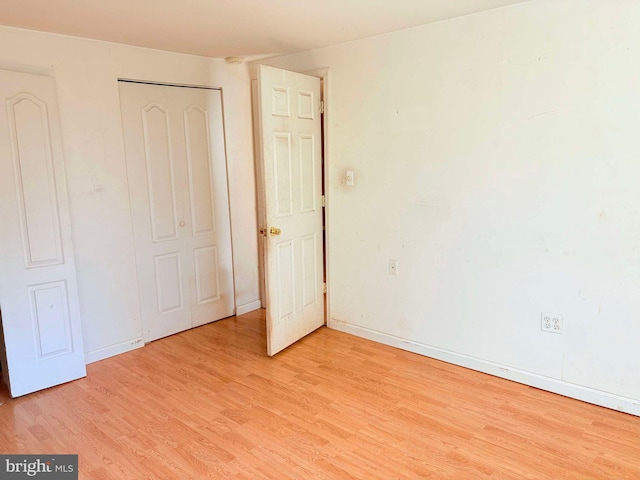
[236,299,262,316]
[85,337,144,364]
[330,319,640,417]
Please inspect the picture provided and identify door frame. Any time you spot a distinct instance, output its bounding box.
[251,67,332,327]
[117,78,238,331]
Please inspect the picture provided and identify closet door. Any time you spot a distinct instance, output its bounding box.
[119,82,234,342]
[0,70,86,397]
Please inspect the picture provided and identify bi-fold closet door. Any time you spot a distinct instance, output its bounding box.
[119,81,234,342]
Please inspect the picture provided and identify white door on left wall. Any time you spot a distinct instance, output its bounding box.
[0,70,86,398]
[119,81,235,342]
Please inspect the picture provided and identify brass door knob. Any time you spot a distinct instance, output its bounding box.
[269,227,282,236]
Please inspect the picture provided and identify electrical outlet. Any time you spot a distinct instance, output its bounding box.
[389,259,398,276]
[541,312,563,334]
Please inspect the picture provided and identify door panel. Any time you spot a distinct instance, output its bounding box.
[9,93,64,267]
[299,134,316,212]
[119,82,234,341]
[0,69,86,397]
[184,106,217,236]
[194,246,220,304]
[154,252,185,313]
[29,281,73,358]
[142,103,179,242]
[301,233,319,308]
[257,65,324,356]
[273,132,293,217]
[276,239,296,322]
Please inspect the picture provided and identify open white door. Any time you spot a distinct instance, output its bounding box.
[257,65,325,356]
[0,70,86,397]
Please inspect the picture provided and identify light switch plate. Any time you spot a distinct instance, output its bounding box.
[346,170,354,186]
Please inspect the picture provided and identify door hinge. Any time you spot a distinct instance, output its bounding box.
[320,100,324,114]
[322,282,327,293]
[321,195,326,207]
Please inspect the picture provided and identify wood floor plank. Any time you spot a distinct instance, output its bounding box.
[1,308,639,479]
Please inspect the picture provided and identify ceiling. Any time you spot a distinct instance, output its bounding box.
[0,0,530,59]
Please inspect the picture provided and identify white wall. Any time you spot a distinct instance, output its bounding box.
[257,0,640,412]
[0,26,260,362]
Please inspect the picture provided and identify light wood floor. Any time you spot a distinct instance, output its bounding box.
[1,309,639,479]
